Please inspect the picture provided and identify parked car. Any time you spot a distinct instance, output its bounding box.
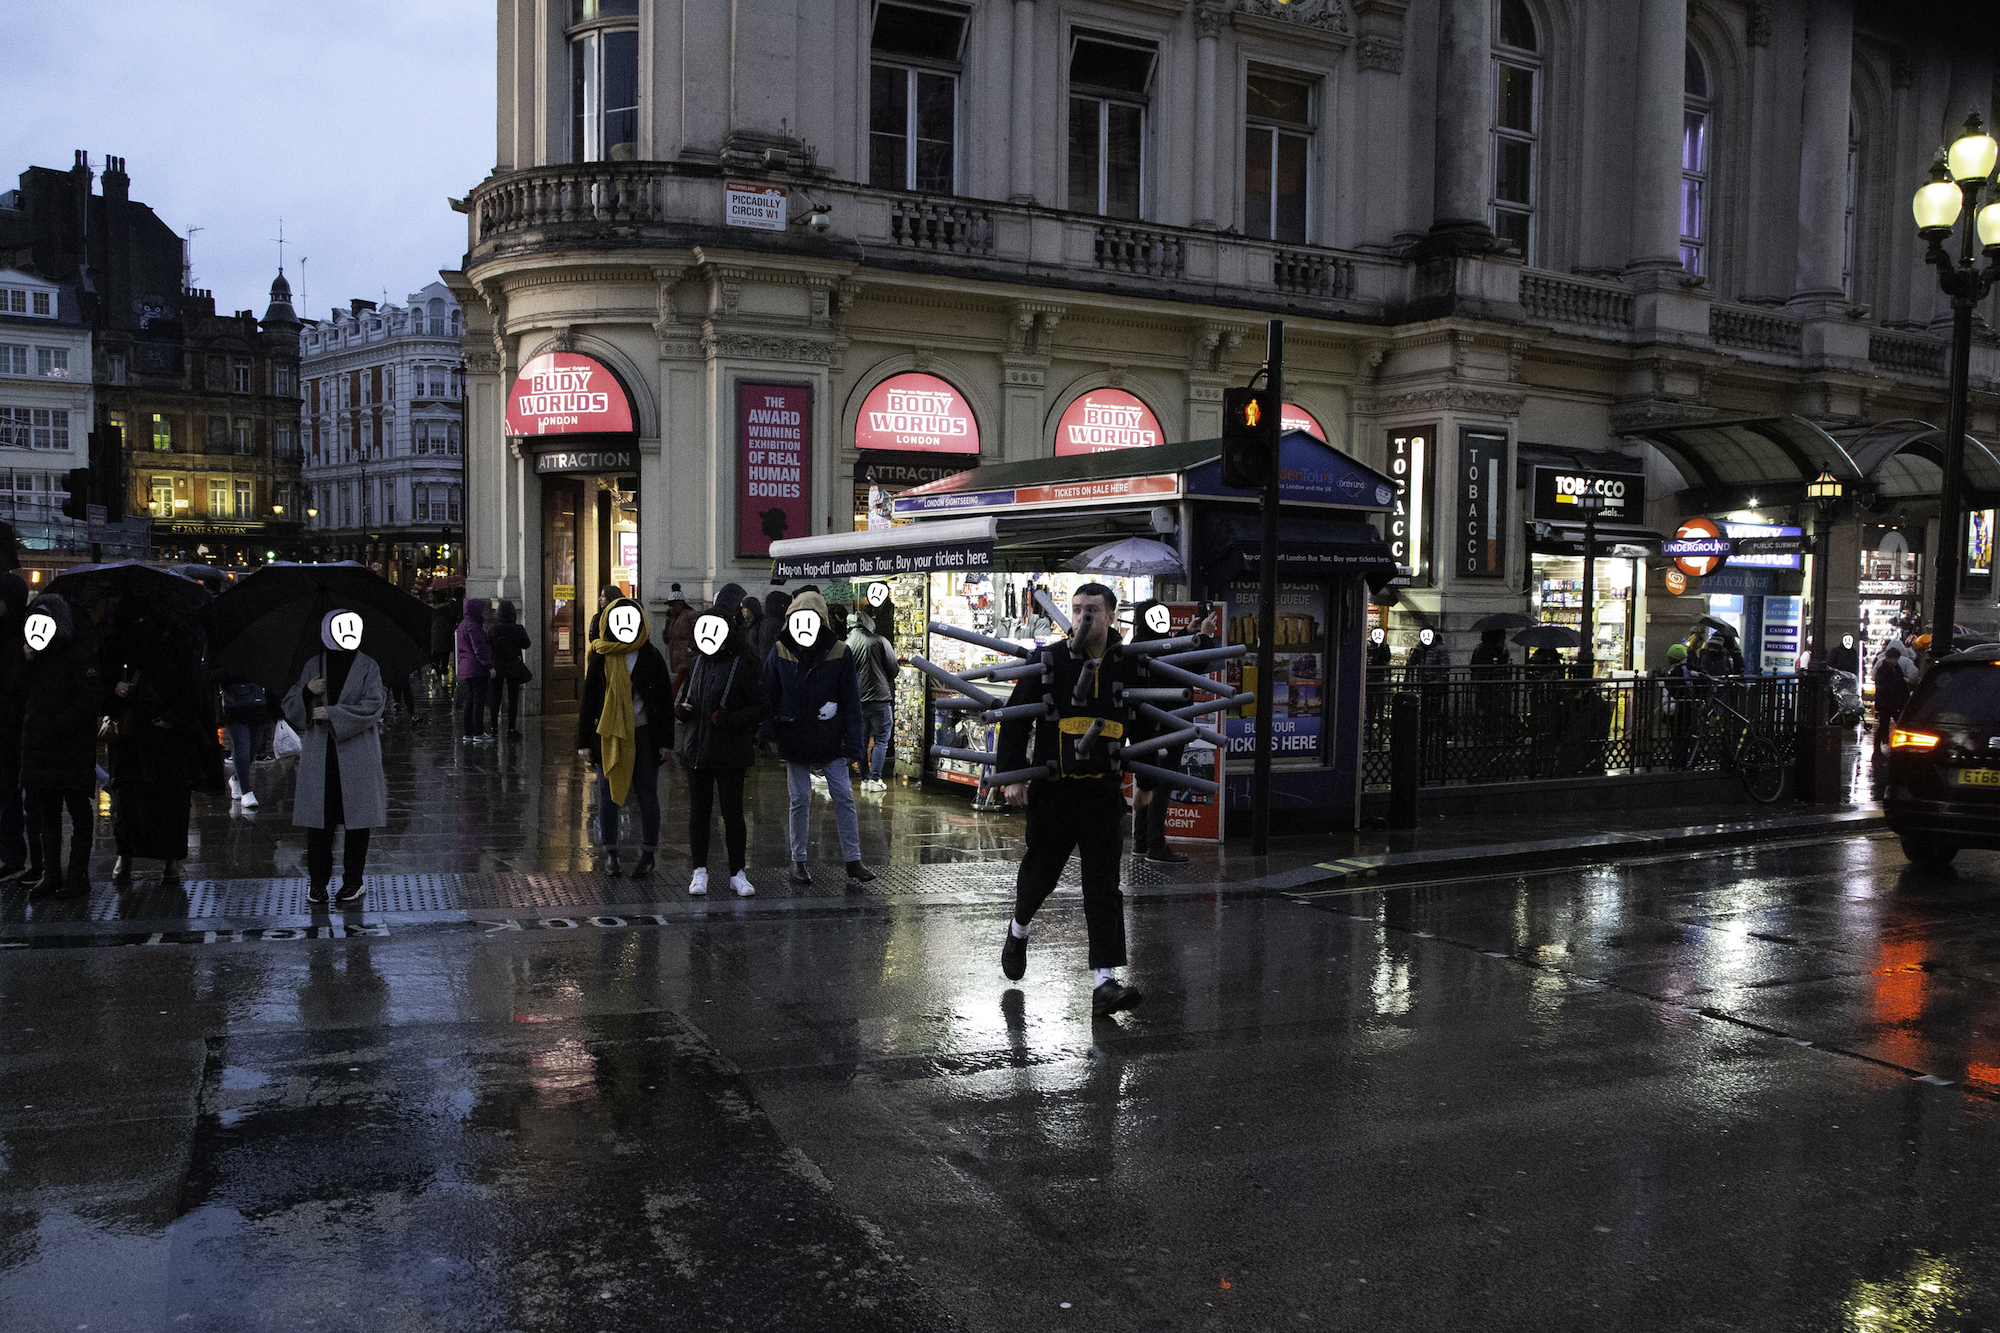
[1884,643,2000,867]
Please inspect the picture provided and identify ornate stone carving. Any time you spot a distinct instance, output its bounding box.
[1004,366,1046,388]
[1744,0,1771,47]
[1193,2,1229,38]
[1234,0,1349,34]
[1365,385,1526,418]
[1193,322,1249,372]
[700,331,837,364]
[462,351,500,374]
[1356,35,1403,73]
[548,325,574,353]
[1007,301,1066,356]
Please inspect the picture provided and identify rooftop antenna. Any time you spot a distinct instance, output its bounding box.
[272,218,286,275]
[183,224,204,292]
[298,256,308,316]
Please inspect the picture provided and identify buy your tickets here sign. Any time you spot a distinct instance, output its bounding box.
[738,383,812,557]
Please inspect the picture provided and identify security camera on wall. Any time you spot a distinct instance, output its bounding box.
[807,209,831,235]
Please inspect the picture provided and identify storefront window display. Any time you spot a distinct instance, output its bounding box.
[1224,579,1323,764]
[1858,537,1923,680]
[1530,556,1640,671]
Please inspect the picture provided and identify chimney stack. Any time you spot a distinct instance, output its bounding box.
[102,156,128,205]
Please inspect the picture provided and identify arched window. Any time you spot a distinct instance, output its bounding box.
[1843,110,1859,300]
[569,0,639,163]
[1680,42,1710,275]
[1491,0,1539,261]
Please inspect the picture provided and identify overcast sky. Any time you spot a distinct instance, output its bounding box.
[6,1,494,323]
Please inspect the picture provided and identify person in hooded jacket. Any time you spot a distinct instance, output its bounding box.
[455,596,495,742]
[662,584,699,677]
[7,594,104,898]
[106,603,221,888]
[674,582,767,896]
[1873,639,1918,760]
[0,570,36,881]
[756,585,791,662]
[486,599,532,738]
[760,589,874,885]
[576,596,675,879]
[285,609,389,906]
[846,601,900,792]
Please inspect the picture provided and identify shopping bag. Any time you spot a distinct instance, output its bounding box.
[272,719,303,758]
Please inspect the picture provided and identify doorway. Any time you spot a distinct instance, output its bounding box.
[542,479,582,712]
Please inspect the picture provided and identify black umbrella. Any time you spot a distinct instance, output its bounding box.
[1695,615,1741,640]
[0,520,16,572]
[208,561,434,697]
[1472,612,1536,632]
[1513,624,1582,649]
[1952,633,1997,652]
[49,560,211,620]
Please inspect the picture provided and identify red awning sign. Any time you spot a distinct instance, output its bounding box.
[854,373,980,454]
[1054,389,1164,456]
[505,352,635,437]
[1281,403,1325,440]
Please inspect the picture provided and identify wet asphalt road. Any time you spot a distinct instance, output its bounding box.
[5,828,2000,1332]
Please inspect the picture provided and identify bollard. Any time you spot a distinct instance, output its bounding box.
[1390,691,1420,829]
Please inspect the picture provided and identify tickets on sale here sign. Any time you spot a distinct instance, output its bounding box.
[504,352,635,437]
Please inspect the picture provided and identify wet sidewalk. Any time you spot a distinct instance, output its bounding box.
[0,704,1883,927]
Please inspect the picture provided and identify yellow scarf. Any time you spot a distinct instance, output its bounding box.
[591,608,651,805]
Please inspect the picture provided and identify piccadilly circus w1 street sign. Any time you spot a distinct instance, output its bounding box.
[1667,517,1728,577]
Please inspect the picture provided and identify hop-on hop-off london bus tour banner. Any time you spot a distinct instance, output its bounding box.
[1152,602,1227,844]
[738,382,812,558]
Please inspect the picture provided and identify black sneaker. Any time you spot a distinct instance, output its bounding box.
[602,849,622,878]
[845,861,877,883]
[333,881,366,906]
[27,872,63,899]
[631,851,656,878]
[1092,978,1143,1017]
[1001,927,1027,981]
[306,883,330,905]
[789,862,813,886]
[54,877,90,900]
[1144,846,1190,865]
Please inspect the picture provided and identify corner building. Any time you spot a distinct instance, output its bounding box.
[457,0,2000,715]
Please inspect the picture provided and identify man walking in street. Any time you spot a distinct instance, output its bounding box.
[997,583,1143,1017]
[847,601,899,791]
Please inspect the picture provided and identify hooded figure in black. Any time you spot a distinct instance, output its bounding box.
[0,570,36,880]
[7,594,105,898]
[487,598,532,737]
[283,608,389,906]
[673,582,769,895]
[107,600,222,888]
[1125,599,1216,865]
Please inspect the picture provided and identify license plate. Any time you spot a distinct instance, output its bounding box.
[1955,768,2000,787]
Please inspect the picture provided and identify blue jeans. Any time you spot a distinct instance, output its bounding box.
[862,700,894,780]
[593,723,662,851]
[785,758,860,864]
[225,722,256,791]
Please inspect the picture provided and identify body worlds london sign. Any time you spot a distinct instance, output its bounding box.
[853,373,981,454]
[505,352,636,437]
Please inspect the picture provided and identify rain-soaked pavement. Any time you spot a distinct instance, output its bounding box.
[3,708,1998,1331]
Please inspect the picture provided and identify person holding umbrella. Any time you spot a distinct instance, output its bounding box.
[284,609,389,906]
[0,569,35,882]
[9,595,105,899]
[105,602,221,888]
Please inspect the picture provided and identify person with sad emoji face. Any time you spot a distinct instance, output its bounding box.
[577,597,676,879]
[672,583,767,896]
[758,589,874,887]
[283,609,389,906]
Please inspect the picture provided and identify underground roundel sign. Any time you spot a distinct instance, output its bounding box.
[1672,516,1727,579]
[505,352,635,437]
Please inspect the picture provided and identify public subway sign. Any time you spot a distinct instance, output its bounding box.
[854,373,980,454]
[1531,467,1646,525]
[505,353,635,437]
[738,382,812,558]
[1387,427,1431,580]
[1054,389,1165,456]
[1457,429,1507,578]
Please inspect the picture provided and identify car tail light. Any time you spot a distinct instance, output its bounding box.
[1889,728,1942,750]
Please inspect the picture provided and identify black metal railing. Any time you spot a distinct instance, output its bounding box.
[1361,671,1800,789]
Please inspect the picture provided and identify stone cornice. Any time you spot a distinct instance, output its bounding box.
[700,329,839,364]
[1358,385,1526,418]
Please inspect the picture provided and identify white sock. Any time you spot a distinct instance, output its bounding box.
[1094,967,1115,987]
[1010,919,1030,939]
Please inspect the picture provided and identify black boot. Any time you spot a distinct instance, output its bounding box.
[602,848,622,878]
[160,859,183,888]
[1131,806,1151,857]
[631,851,656,878]
[1144,797,1188,864]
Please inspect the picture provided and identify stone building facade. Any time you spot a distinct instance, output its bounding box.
[0,265,90,566]
[299,283,467,589]
[0,153,306,567]
[454,0,2000,713]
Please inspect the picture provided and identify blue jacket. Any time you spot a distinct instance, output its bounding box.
[760,636,865,765]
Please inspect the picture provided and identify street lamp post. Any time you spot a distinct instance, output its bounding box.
[1806,469,1844,676]
[1575,482,1604,678]
[1911,113,2000,653]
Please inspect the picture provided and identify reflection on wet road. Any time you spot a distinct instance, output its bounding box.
[4,831,1999,1330]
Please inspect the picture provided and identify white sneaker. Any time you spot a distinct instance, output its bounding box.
[227,777,242,802]
[688,868,708,896]
[730,870,755,897]
[239,790,258,809]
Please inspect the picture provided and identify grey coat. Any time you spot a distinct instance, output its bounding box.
[282,652,388,830]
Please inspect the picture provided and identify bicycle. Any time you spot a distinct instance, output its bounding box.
[1684,685,1788,803]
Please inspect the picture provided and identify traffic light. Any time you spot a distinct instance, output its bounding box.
[1221,386,1277,490]
[59,468,91,521]
[88,425,125,520]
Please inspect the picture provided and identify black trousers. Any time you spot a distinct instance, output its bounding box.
[487,676,522,732]
[306,826,372,890]
[30,789,93,886]
[687,767,748,873]
[1013,777,1127,969]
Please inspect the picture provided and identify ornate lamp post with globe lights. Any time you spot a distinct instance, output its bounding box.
[1910,113,2000,652]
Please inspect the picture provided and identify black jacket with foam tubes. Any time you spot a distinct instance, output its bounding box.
[996,628,1139,782]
